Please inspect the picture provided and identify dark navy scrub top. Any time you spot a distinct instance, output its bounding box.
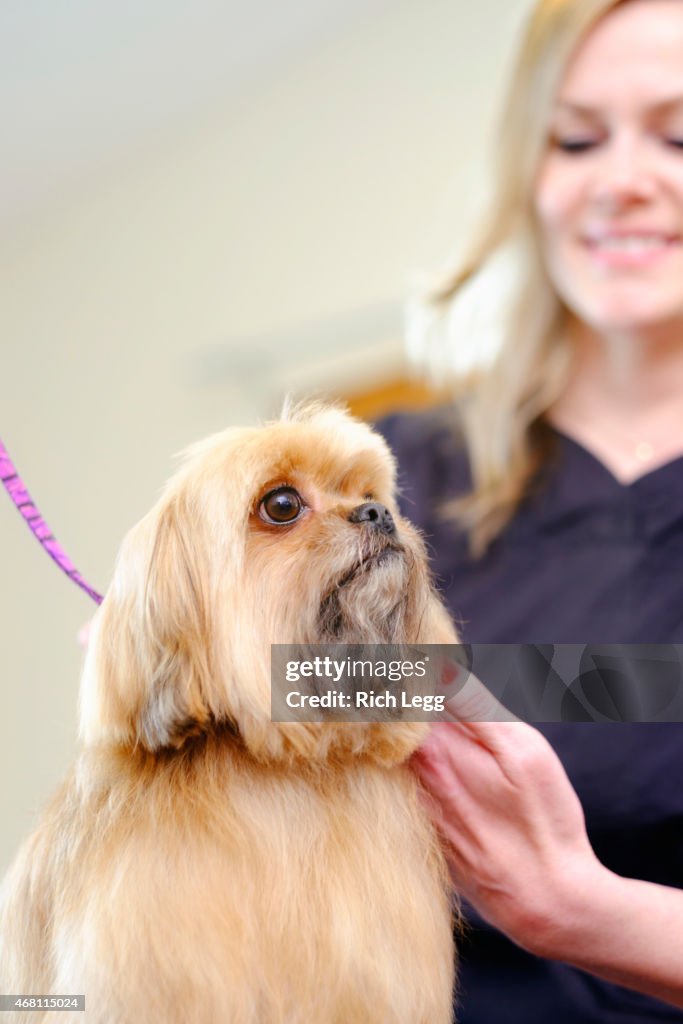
[378,409,683,1024]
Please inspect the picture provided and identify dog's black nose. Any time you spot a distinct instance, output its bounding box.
[348,502,396,536]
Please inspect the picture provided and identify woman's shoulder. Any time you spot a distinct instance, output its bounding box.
[373,405,471,532]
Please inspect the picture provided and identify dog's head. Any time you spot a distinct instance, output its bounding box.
[80,404,455,763]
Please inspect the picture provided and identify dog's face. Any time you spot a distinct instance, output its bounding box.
[80,405,455,762]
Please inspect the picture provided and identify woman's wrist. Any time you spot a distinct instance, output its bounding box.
[512,854,612,961]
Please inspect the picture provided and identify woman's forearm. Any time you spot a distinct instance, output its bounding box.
[542,864,683,1008]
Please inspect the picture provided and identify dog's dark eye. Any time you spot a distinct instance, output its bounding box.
[259,487,304,525]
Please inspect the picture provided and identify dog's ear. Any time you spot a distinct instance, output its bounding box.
[80,494,219,751]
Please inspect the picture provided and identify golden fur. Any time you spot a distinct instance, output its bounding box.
[0,404,457,1023]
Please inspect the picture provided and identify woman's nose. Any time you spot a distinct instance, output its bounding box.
[589,134,658,210]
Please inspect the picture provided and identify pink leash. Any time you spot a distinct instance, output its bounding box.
[0,438,103,605]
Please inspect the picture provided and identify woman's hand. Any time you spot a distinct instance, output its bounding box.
[412,717,601,956]
[78,618,94,649]
[411,669,683,1007]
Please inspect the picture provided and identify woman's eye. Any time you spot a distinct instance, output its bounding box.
[259,487,305,525]
[666,138,683,150]
[552,137,599,154]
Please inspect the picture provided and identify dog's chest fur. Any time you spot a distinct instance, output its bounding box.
[1,738,455,1024]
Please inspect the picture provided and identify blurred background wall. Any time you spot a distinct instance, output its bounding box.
[1,0,529,870]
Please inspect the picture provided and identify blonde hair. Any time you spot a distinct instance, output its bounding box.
[413,0,628,554]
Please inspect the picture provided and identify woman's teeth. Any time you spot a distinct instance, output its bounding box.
[591,235,672,252]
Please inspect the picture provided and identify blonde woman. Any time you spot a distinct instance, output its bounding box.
[381,0,683,1019]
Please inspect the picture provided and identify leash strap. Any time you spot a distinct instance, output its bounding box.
[0,438,103,605]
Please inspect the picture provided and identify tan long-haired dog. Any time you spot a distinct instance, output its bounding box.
[0,404,457,1024]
